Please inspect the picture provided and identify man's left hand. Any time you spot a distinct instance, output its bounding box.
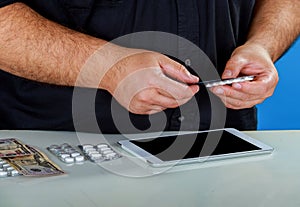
[211,43,279,109]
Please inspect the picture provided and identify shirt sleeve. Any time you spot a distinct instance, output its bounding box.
[0,0,18,8]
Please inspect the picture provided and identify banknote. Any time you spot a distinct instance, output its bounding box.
[6,145,65,176]
[0,138,32,158]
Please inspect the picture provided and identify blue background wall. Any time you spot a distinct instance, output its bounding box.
[257,37,300,130]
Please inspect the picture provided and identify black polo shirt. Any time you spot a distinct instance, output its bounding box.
[0,0,257,133]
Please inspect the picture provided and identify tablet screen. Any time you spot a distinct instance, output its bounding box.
[130,131,261,162]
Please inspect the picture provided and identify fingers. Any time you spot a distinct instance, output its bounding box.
[143,57,200,100]
[215,95,265,109]
[211,79,276,109]
[154,74,199,99]
[129,88,194,115]
[155,90,192,107]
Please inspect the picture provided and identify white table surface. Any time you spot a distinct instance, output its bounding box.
[0,130,299,207]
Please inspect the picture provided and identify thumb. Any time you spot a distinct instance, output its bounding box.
[222,55,248,79]
[159,56,199,84]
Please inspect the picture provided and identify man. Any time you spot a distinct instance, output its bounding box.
[0,0,299,133]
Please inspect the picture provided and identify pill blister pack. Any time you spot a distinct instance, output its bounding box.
[47,143,122,164]
[78,144,122,163]
[199,75,255,88]
[47,143,85,164]
[0,158,20,178]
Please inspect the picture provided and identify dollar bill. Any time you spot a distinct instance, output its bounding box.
[0,138,33,158]
[5,145,65,177]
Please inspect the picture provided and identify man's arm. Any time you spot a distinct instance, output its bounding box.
[0,3,199,114]
[246,0,300,62]
[0,3,105,86]
[212,0,300,109]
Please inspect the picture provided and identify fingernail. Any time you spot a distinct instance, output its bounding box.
[233,83,242,89]
[224,70,232,77]
[215,88,224,95]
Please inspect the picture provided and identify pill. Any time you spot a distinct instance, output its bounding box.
[59,153,70,159]
[90,153,102,159]
[0,171,8,177]
[6,167,14,171]
[64,157,74,163]
[96,144,108,149]
[82,145,94,150]
[70,152,80,157]
[86,150,98,155]
[102,150,114,155]
[9,170,19,176]
[105,152,118,159]
[75,155,85,162]
[2,164,10,170]
[83,147,96,152]
[87,153,100,160]
[98,147,111,152]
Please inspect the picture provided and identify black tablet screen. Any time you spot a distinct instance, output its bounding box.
[130,131,261,161]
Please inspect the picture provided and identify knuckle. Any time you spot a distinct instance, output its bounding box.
[178,63,186,73]
[233,100,244,108]
[224,89,234,97]
[244,93,252,101]
[226,57,238,65]
[226,56,246,67]
[136,91,151,103]
[161,98,177,108]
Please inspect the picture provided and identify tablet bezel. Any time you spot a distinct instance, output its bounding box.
[118,128,273,167]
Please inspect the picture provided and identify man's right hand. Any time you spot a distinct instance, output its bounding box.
[99,49,199,115]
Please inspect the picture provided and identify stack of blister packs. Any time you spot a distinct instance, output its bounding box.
[0,138,64,178]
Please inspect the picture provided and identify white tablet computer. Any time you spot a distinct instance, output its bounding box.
[118,128,273,167]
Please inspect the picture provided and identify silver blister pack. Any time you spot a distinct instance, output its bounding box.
[47,143,85,164]
[78,144,121,163]
[199,75,255,88]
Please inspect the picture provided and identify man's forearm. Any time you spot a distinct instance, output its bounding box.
[0,3,110,87]
[246,0,300,62]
